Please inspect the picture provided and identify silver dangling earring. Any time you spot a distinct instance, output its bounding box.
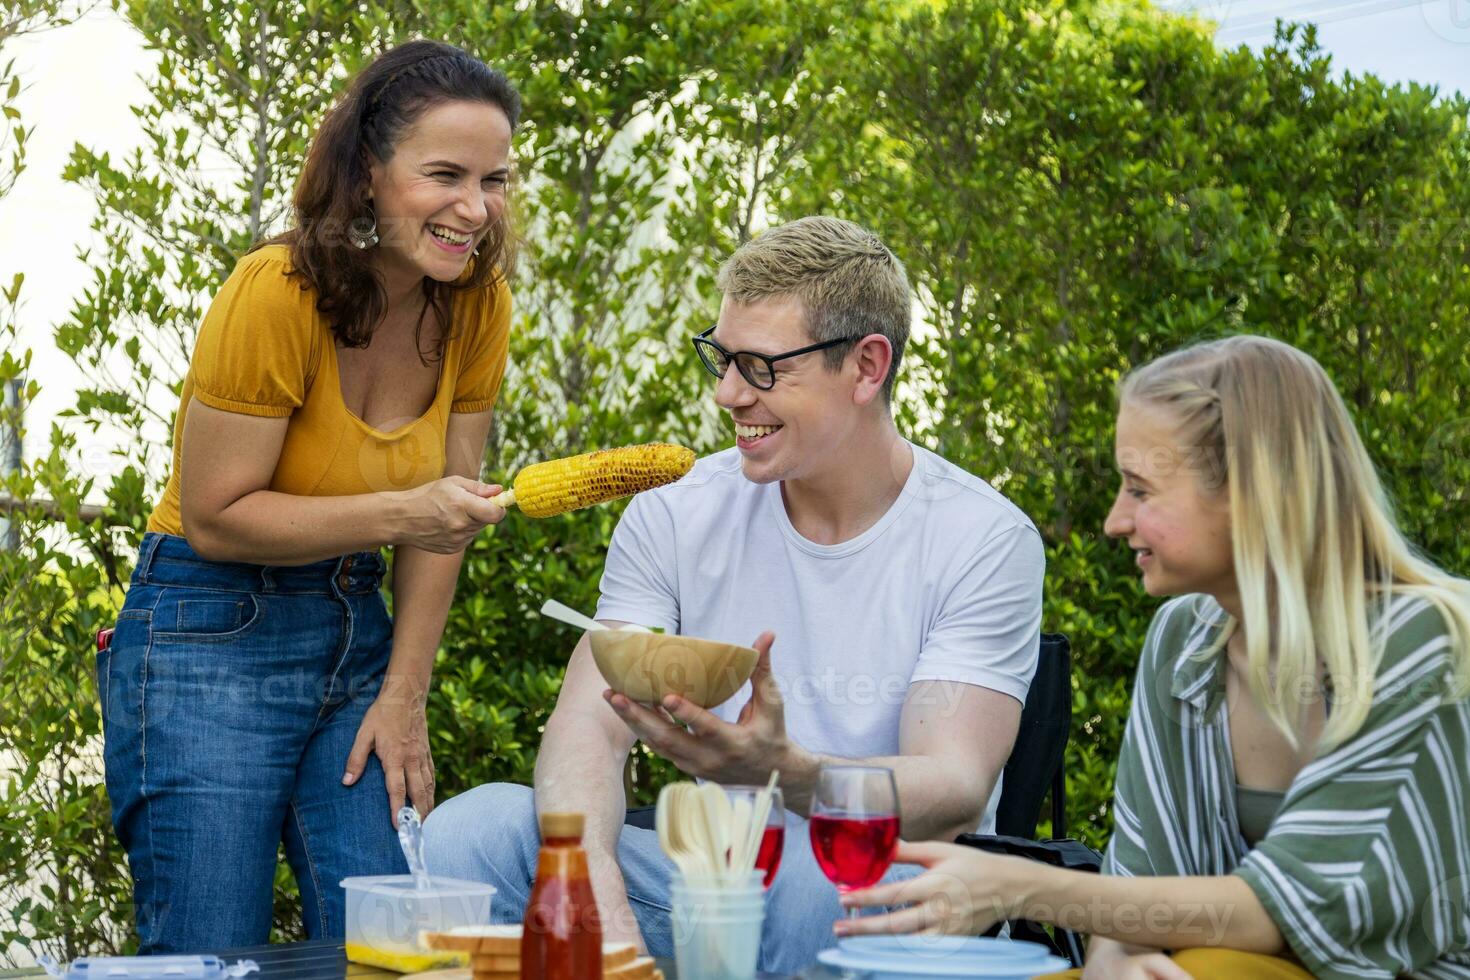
[348,208,379,250]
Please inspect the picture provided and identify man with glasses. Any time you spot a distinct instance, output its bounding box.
[424,217,1044,973]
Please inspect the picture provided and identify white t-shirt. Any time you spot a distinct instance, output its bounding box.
[595,441,1045,833]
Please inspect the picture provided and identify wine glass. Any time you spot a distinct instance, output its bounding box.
[809,765,900,921]
[722,785,786,889]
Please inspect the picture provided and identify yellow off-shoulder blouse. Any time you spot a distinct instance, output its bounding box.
[146,244,511,538]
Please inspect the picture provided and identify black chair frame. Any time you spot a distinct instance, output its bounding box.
[960,631,1098,967]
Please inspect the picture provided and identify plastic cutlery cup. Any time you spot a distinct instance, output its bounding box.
[671,872,765,911]
[672,874,764,980]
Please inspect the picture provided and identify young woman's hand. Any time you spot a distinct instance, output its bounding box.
[834,841,1033,937]
[1082,938,1192,980]
[840,858,1196,979]
[343,678,435,825]
[391,477,507,553]
[1083,953,1191,979]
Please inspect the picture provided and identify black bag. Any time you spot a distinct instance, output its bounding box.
[954,833,1103,872]
[954,833,1103,965]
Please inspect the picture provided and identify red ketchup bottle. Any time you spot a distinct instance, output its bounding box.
[520,812,603,980]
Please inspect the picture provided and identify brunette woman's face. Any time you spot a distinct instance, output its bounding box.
[367,99,512,286]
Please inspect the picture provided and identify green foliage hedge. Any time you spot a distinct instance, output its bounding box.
[2,0,1468,959]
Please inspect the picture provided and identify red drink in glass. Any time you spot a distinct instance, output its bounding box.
[809,814,900,890]
[811,765,901,922]
[720,783,786,889]
[754,823,785,889]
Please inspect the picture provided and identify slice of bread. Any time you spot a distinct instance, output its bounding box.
[601,943,637,969]
[471,953,520,972]
[397,969,470,980]
[420,923,523,955]
[603,956,656,980]
[426,928,644,975]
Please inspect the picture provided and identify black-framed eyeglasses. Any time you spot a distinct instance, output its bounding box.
[692,325,862,391]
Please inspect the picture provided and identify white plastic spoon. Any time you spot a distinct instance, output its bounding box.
[539,598,652,633]
[539,599,607,632]
[658,784,701,878]
[676,785,717,877]
[700,783,735,882]
[729,796,754,875]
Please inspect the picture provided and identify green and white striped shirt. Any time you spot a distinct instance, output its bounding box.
[1104,592,1470,978]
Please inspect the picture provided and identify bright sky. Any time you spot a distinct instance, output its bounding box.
[2,1,1469,478]
[1,7,154,481]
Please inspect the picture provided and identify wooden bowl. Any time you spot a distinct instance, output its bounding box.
[588,630,759,709]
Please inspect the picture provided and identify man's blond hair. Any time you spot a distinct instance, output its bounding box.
[717,216,910,402]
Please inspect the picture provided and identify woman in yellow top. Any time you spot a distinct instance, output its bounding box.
[97,40,519,952]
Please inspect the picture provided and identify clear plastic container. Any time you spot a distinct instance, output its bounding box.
[671,875,764,980]
[341,874,496,972]
[670,872,765,916]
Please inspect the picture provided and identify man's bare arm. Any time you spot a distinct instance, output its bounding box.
[534,624,644,946]
[780,681,1021,841]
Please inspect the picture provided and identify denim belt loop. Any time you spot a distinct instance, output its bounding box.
[135,532,165,584]
[333,554,355,595]
[259,565,277,593]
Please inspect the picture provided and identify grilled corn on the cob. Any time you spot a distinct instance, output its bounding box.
[492,443,695,518]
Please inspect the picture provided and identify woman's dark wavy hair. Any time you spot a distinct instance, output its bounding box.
[258,40,522,362]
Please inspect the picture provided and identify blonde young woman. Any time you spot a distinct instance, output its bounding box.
[838,335,1470,979]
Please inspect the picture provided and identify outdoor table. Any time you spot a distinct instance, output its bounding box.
[0,940,837,980]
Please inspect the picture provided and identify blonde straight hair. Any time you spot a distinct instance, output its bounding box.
[1123,335,1470,749]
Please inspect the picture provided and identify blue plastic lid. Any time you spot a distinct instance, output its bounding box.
[819,941,1070,978]
[40,955,259,980]
[837,935,1054,963]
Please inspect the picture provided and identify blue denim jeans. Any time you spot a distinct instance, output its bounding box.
[98,532,408,953]
[421,783,922,976]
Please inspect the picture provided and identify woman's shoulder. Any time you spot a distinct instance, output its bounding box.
[460,270,511,315]
[210,243,318,316]
[451,273,512,346]
[229,243,307,291]
[240,241,292,267]
[194,244,323,385]
[1372,591,1456,680]
[1145,594,1226,656]
[1125,594,1229,704]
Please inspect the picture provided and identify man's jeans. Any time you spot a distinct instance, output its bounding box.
[423,782,922,975]
[99,532,407,952]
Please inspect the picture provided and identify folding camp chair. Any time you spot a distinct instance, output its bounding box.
[957,631,1099,967]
